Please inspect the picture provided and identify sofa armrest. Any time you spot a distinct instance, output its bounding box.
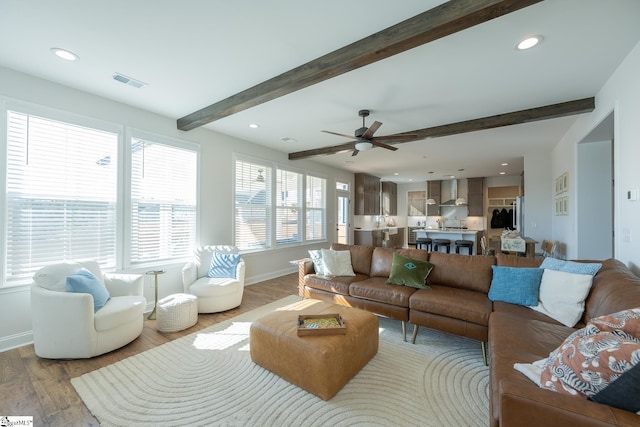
[235,259,246,283]
[298,258,314,296]
[182,261,198,292]
[31,285,97,357]
[104,273,144,297]
[499,379,638,427]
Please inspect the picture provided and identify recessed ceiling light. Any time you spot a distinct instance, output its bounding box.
[280,137,297,143]
[50,47,78,61]
[500,171,506,175]
[394,173,399,176]
[517,36,542,50]
[501,162,509,166]
[249,123,259,129]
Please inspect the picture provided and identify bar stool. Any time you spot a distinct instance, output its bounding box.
[416,237,432,251]
[455,240,474,255]
[432,238,451,253]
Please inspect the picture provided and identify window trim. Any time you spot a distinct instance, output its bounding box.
[123,127,201,270]
[1,99,124,287]
[0,98,201,287]
[233,153,327,253]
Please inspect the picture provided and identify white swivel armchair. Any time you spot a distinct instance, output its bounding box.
[31,261,146,359]
[182,245,245,313]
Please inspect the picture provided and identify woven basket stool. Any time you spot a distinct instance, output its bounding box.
[157,293,198,332]
[250,299,378,400]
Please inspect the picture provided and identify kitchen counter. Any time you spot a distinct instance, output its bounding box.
[354,227,399,231]
[413,228,480,235]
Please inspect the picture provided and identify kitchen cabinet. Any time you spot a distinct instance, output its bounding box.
[467,177,484,216]
[407,191,426,216]
[381,181,397,215]
[355,173,381,215]
[427,180,441,216]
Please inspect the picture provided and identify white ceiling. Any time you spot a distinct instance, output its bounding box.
[1,0,640,183]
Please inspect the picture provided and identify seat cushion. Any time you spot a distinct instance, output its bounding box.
[410,284,492,326]
[349,276,417,307]
[304,274,368,296]
[94,295,146,332]
[189,276,243,298]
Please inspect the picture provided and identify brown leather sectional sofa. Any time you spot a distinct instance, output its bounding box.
[297,243,640,427]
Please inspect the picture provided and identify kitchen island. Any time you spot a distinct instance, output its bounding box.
[354,227,404,248]
[413,228,483,255]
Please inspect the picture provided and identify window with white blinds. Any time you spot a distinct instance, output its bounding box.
[306,175,326,241]
[276,169,302,244]
[5,111,118,284]
[130,137,198,265]
[234,159,272,251]
[234,156,326,251]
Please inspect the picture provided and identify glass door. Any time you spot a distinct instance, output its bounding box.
[336,181,350,244]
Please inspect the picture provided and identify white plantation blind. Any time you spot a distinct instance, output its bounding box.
[5,111,118,284]
[234,159,272,251]
[130,137,197,264]
[306,175,326,241]
[276,169,302,244]
[234,156,327,251]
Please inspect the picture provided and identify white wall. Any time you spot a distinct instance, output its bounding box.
[0,66,351,351]
[552,40,640,272]
[577,140,613,259]
[523,151,553,254]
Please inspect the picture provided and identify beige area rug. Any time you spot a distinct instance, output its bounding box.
[72,295,489,427]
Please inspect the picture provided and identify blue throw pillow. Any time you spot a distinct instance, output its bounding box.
[540,257,602,276]
[66,268,111,312]
[208,252,240,278]
[489,266,544,306]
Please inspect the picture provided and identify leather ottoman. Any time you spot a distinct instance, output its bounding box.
[250,299,379,400]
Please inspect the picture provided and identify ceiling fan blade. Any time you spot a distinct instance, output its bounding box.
[370,140,398,151]
[370,134,419,143]
[351,149,359,156]
[321,130,355,139]
[361,121,382,139]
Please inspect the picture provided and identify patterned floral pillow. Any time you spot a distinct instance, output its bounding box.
[539,321,640,398]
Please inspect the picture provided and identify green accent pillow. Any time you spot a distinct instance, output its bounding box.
[386,252,433,289]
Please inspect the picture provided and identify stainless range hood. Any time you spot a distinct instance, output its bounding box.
[440,179,467,206]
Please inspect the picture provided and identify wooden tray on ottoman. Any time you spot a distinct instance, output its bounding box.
[297,313,346,336]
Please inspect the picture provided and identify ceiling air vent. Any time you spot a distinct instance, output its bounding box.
[112,72,147,88]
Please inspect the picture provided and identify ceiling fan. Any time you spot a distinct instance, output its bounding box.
[322,110,419,156]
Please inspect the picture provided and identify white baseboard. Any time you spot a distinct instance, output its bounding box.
[245,266,297,286]
[0,331,33,353]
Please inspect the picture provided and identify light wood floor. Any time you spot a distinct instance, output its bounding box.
[0,273,299,426]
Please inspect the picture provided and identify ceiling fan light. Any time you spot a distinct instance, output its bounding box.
[355,141,373,151]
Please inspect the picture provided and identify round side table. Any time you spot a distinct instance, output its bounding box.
[146,270,166,320]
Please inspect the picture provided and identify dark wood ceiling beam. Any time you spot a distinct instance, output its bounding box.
[405,97,595,140]
[288,97,595,160]
[177,0,543,131]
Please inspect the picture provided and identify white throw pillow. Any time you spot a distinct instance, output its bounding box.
[320,248,355,277]
[33,262,82,291]
[531,269,594,327]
